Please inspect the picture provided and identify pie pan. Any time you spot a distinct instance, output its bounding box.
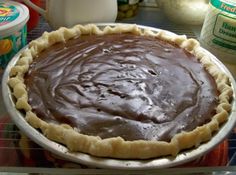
[2,24,236,170]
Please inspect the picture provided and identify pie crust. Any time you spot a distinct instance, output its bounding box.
[8,24,233,159]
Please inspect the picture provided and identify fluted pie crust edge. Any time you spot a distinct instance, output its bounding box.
[8,24,233,159]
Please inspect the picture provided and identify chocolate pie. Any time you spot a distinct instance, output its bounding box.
[8,24,233,159]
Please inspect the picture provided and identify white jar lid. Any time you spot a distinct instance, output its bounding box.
[0,0,29,37]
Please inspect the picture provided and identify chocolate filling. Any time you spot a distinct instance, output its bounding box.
[24,33,218,142]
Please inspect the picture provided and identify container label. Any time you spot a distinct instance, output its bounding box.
[211,0,236,15]
[0,3,20,26]
[0,25,27,68]
[213,14,236,46]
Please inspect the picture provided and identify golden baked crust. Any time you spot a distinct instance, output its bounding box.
[8,24,233,159]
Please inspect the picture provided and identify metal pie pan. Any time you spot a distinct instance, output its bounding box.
[2,24,236,170]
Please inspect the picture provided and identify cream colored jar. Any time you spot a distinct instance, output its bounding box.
[156,0,209,25]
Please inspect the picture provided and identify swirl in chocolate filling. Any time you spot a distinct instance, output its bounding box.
[24,33,218,142]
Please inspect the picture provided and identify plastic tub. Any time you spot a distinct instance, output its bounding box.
[200,0,236,64]
[0,0,29,69]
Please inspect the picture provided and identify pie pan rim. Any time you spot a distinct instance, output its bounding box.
[2,23,236,169]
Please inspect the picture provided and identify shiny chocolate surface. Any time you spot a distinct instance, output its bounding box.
[24,33,218,142]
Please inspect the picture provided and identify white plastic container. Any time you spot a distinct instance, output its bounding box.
[200,0,236,64]
[23,0,118,29]
[0,0,29,69]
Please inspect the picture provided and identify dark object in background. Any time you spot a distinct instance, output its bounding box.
[117,0,143,20]
[16,0,41,31]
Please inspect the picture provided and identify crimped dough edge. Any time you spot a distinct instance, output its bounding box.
[8,24,233,159]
